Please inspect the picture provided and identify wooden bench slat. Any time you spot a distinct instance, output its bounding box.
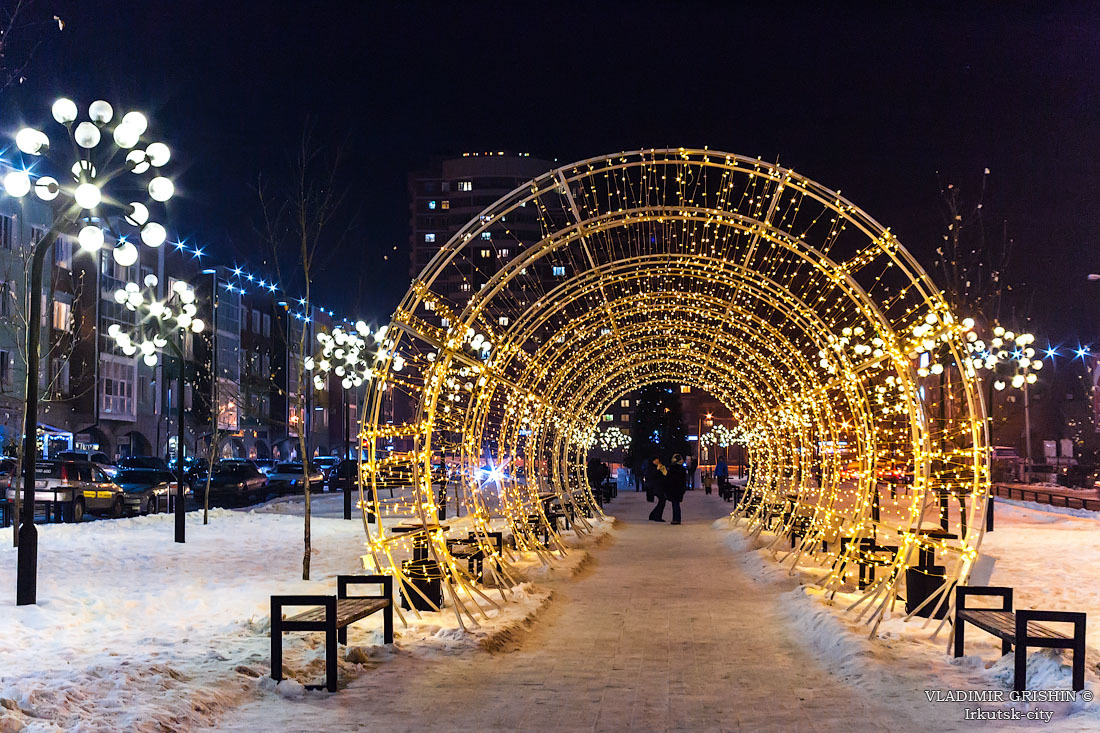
[959,609,1071,640]
[287,598,390,626]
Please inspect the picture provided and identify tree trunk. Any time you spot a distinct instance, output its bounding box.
[300,424,311,580]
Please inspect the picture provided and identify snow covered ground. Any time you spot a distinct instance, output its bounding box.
[0,494,614,731]
[717,496,1100,730]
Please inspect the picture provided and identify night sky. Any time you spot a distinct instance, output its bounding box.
[5,1,1100,343]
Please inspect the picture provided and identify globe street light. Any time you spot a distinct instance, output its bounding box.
[305,324,374,519]
[3,98,174,604]
[108,275,205,542]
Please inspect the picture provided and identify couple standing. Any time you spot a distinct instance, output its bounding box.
[645,454,687,525]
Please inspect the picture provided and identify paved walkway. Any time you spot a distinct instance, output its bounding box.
[220,490,938,732]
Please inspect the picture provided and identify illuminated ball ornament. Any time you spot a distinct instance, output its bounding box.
[148,177,174,202]
[112,241,139,267]
[88,100,114,124]
[78,225,105,252]
[140,222,167,247]
[145,143,171,167]
[2,171,31,198]
[15,128,48,155]
[73,182,102,209]
[74,121,101,149]
[34,176,60,201]
[52,97,78,124]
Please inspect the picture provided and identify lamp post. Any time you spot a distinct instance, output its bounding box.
[4,98,175,604]
[305,322,376,519]
[107,276,205,542]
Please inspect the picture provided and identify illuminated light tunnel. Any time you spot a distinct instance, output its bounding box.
[356,149,990,630]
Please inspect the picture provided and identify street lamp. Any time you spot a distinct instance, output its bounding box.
[3,98,174,605]
[108,276,205,542]
[305,323,374,519]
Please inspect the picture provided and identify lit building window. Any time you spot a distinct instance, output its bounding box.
[680,385,691,393]
[499,248,509,258]
[52,300,72,331]
[603,414,614,422]
[481,232,491,240]
[460,282,470,292]
[480,249,491,258]
[441,200,450,210]
[621,414,629,422]
[552,266,565,276]
[620,399,630,407]
[440,317,450,327]
[498,316,510,326]
[428,200,437,210]
[459,181,473,191]
[424,233,436,243]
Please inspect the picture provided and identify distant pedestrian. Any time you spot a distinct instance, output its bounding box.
[647,456,667,520]
[687,454,698,490]
[644,455,660,502]
[715,456,729,498]
[665,454,688,525]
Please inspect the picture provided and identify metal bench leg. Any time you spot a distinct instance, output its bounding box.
[1014,614,1027,693]
[326,600,338,693]
[1001,637,1011,656]
[1073,638,1085,691]
[953,617,964,658]
[383,602,394,644]
[271,599,283,681]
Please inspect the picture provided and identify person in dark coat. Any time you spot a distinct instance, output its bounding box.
[665,454,688,525]
[646,456,667,520]
[644,455,659,502]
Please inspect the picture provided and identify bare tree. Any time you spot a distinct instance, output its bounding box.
[933,168,1013,320]
[258,125,349,580]
[0,1,63,95]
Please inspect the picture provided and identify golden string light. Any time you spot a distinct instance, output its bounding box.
[352,149,990,628]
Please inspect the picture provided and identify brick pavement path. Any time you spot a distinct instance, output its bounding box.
[220,489,953,732]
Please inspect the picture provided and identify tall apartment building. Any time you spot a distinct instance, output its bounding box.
[409,152,554,305]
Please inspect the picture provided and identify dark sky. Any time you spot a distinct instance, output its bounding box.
[6,1,1100,343]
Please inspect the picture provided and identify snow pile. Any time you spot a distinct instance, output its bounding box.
[0,506,616,731]
[715,508,1100,728]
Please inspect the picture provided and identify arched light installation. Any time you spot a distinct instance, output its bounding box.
[354,149,991,628]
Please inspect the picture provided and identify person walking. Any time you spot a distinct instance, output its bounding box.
[647,456,667,521]
[666,453,688,525]
[687,454,698,490]
[715,455,729,499]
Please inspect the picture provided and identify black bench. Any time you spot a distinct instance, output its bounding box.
[271,575,394,692]
[954,586,1086,692]
[784,514,814,548]
[446,531,504,579]
[834,537,899,590]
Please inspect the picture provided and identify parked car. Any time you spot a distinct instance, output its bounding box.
[192,460,268,506]
[266,462,324,494]
[312,456,340,481]
[329,459,363,493]
[118,456,170,471]
[169,456,210,486]
[0,458,15,492]
[55,450,118,478]
[5,459,123,522]
[113,467,182,515]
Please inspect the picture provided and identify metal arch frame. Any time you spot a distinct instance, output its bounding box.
[356,149,991,632]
